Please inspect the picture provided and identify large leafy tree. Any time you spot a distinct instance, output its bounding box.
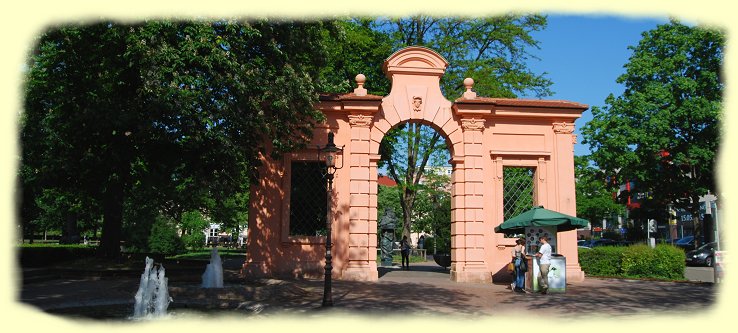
[21,20,333,257]
[370,16,553,239]
[581,20,723,246]
[574,156,625,234]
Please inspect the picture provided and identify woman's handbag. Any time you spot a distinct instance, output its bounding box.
[507,262,515,273]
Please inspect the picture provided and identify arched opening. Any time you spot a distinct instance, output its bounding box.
[375,120,454,276]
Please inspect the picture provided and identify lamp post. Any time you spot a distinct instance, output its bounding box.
[318,132,343,307]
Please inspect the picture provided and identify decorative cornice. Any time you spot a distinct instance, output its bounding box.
[461,118,485,131]
[348,114,373,127]
[553,122,575,134]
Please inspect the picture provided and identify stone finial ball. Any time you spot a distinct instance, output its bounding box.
[463,77,474,88]
[356,74,366,84]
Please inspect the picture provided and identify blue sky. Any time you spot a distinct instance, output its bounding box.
[522,14,670,156]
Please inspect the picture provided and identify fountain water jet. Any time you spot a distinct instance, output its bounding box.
[132,257,172,319]
[201,247,224,288]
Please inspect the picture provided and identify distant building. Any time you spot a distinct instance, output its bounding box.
[424,166,452,177]
[377,175,397,187]
[204,223,248,248]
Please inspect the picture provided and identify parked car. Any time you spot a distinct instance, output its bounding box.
[586,238,618,247]
[685,242,717,267]
[577,238,627,249]
[674,236,704,251]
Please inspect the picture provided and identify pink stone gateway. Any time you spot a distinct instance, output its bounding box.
[242,46,587,283]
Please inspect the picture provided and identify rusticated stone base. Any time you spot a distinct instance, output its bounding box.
[450,266,492,283]
[341,267,379,281]
[566,265,586,282]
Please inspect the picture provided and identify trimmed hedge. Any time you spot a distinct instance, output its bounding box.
[579,244,685,280]
[19,245,97,267]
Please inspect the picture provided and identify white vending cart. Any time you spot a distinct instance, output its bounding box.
[528,254,566,293]
[524,226,567,293]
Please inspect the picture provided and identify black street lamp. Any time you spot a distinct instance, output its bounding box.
[318,132,343,307]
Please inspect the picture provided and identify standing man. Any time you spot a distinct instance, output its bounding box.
[536,236,552,294]
[400,236,411,270]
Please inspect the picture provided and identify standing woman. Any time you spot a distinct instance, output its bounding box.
[511,238,527,293]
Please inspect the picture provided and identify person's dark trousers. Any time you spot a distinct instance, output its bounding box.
[401,251,409,269]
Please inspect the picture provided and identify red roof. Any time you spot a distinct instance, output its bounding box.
[378,175,397,187]
[319,93,384,101]
[455,97,588,109]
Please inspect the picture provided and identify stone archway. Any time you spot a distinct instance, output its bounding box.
[243,46,588,283]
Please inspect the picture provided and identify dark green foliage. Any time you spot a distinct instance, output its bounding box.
[581,20,724,246]
[147,215,185,255]
[579,245,685,280]
[377,184,403,223]
[412,172,451,253]
[179,210,209,249]
[621,245,685,279]
[181,234,205,250]
[374,16,552,98]
[317,19,392,95]
[121,189,159,253]
[601,230,622,241]
[578,247,623,277]
[422,235,450,254]
[21,20,334,257]
[575,155,625,232]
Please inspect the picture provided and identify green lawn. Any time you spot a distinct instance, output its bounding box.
[377,254,428,264]
[168,248,247,260]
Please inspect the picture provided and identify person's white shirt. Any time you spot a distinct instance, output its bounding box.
[538,242,552,265]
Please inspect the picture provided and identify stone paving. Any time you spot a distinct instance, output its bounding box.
[18,260,719,321]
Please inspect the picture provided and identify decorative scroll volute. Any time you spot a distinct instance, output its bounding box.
[348,114,373,127]
[552,122,575,134]
[461,118,485,131]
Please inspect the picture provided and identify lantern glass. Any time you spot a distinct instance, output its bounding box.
[325,151,336,168]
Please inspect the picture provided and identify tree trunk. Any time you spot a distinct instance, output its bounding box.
[402,191,415,240]
[59,212,80,244]
[98,179,124,258]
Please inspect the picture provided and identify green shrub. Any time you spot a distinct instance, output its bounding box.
[19,245,96,267]
[579,244,685,280]
[148,215,185,255]
[578,246,622,276]
[180,210,209,249]
[652,245,686,280]
[182,233,205,249]
[620,245,655,277]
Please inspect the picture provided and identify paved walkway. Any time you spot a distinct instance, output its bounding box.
[18,260,718,320]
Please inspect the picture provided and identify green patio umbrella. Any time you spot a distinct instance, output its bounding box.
[494,206,589,233]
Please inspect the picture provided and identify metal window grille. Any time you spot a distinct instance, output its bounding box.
[503,167,535,221]
[289,161,327,236]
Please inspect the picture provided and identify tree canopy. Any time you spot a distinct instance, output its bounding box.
[581,20,723,244]
[21,20,335,256]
